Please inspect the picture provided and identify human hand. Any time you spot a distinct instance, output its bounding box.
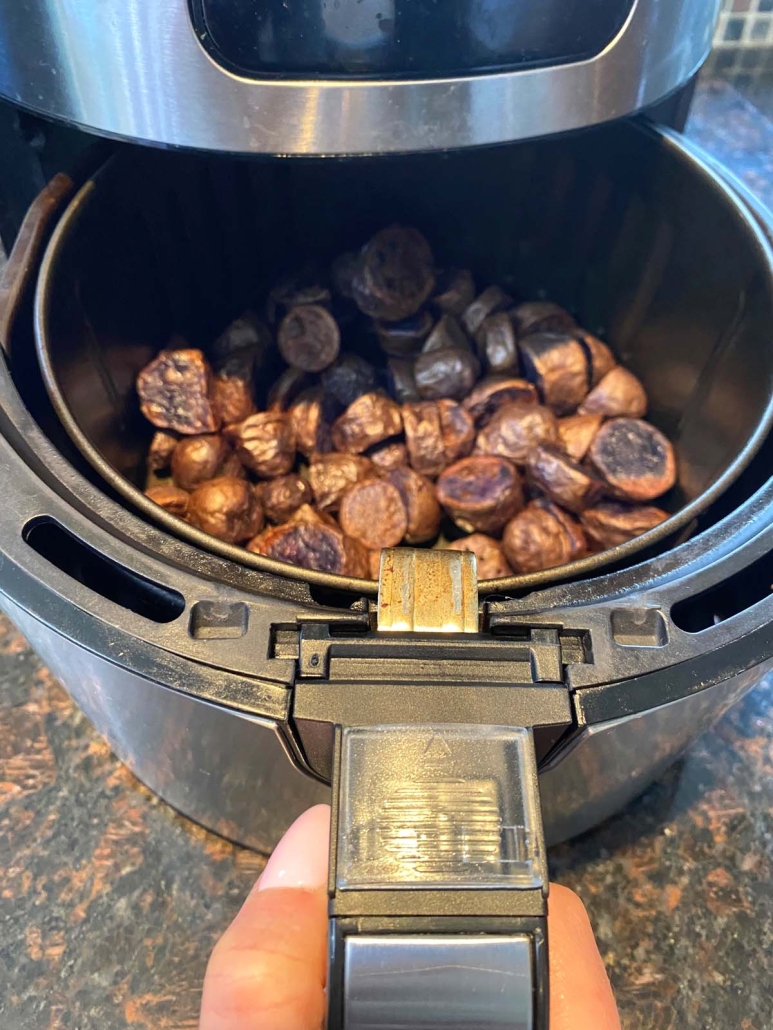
[200,805,620,1030]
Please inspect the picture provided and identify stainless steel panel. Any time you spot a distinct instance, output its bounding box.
[344,935,533,1029]
[0,596,328,854]
[0,0,718,154]
[540,664,770,845]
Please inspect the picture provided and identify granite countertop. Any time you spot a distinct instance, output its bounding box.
[2,74,773,1030]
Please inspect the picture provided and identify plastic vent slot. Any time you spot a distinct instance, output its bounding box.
[24,517,185,624]
[671,549,773,633]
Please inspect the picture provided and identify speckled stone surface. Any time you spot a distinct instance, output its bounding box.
[689,75,773,213]
[2,74,773,1030]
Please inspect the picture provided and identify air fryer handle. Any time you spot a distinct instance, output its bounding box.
[324,549,553,1030]
[0,172,74,357]
[326,723,550,1030]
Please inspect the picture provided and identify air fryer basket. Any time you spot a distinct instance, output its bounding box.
[34,120,773,595]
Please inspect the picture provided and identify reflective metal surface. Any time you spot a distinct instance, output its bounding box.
[0,0,718,154]
[344,935,533,1029]
[0,596,329,854]
[377,549,478,633]
[540,665,769,845]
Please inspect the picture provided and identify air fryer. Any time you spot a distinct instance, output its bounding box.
[1,0,769,1027]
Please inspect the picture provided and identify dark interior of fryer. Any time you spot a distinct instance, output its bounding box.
[26,120,773,582]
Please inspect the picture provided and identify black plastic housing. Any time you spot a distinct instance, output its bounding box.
[190,0,633,79]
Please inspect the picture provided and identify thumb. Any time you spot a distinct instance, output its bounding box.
[199,804,330,1030]
[200,804,620,1030]
[548,884,621,1030]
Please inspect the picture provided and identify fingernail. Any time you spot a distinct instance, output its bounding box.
[257,804,331,892]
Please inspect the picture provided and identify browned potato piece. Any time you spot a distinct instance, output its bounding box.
[526,444,604,514]
[310,453,375,512]
[502,503,576,574]
[511,301,576,338]
[387,357,421,404]
[286,504,341,529]
[588,418,676,502]
[331,392,403,454]
[581,502,669,549]
[518,333,590,415]
[259,474,313,524]
[386,466,442,544]
[463,376,538,425]
[422,314,471,355]
[277,304,340,373]
[289,387,336,458]
[401,400,474,477]
[211,352,257,425]
[353,225,436,321]
[339,479,408,550]
[188,476,264,543]
[557,413,604,461]
[436,456,524,534]
[368,549,384,580]
[171,435,243,492]
[266,275,331,324]
[211,312,271,364]
[402,401,446,478]
[579,366,647,418]
[145,484,190,518]
[344,535,372,579]
[248,521,368,577]
[229,411,296,478]
[533,499,588,560]
[284,502,333,527]
[147,431,179,473]
[414,347,480,402]
[447,534,513,579]
[377,311,434,357]
[578,332,616,387]
[368,439,409,472]
[474,402,559,464]
[437,400,476,465]
[476,312,519,374]
[462,286,512,336]
[211,373,256,426]
[321,355,378,409]
[267,366,310,412]
[331,251,360,299]
[433,268,476,316]
[137,349,219,434]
